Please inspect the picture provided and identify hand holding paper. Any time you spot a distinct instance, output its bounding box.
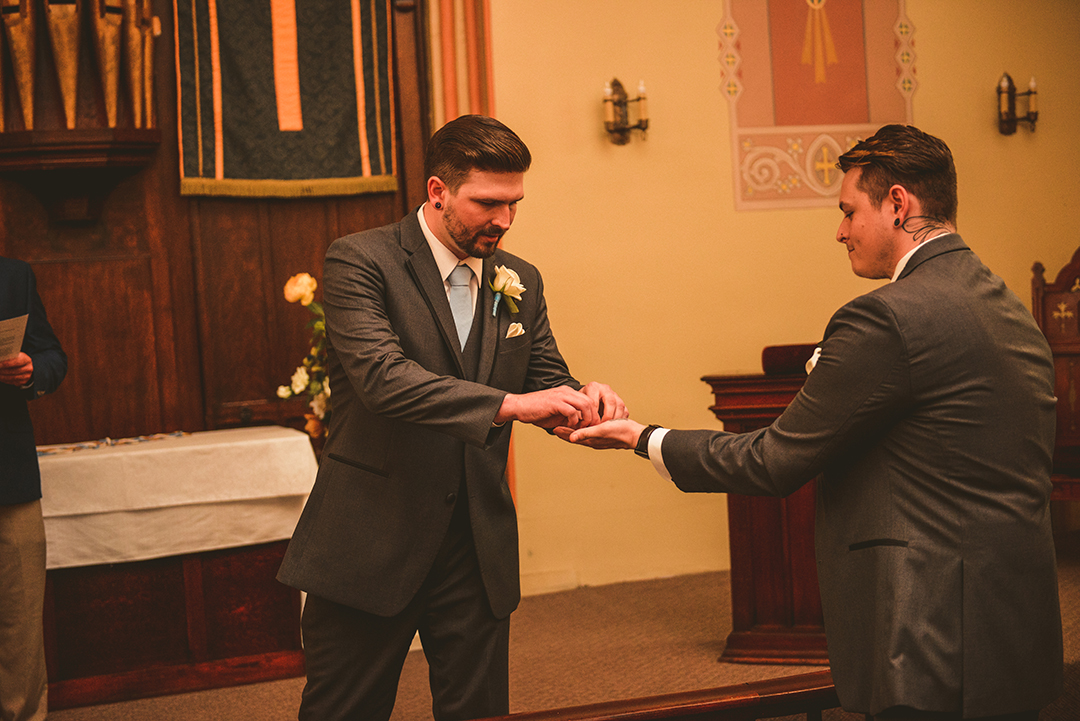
[0,352,33,387]
[0,314,28,362]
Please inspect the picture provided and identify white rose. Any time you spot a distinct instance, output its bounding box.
[290,366,310,394]
[491,265,526,300]
[276,385,293,399]
[309,390,329,419]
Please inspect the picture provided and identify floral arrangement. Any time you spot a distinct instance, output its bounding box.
[277,273,331,438]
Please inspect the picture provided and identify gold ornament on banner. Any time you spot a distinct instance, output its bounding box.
[122,0,141,127]
[801,0,837,85]
[141,3,158,128]
[123,0,157,128]
[2,0,36,129]
[45,0,81,129]
[92,0,123,128]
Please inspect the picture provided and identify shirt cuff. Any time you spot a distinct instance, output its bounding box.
[647,427,672,481]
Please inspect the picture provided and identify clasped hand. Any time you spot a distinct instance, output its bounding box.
[497,381,627,430]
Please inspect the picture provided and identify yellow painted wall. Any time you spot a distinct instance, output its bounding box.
[488,0,1080,595]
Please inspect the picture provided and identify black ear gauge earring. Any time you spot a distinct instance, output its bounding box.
[894,218,900,227]
[434,202,442,209]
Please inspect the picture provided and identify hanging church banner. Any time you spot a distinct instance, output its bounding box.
[718,0,915,210]
[174,0,396,197]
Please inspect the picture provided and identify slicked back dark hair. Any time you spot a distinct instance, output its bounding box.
[425,115,532,193]
[837,124,958,226]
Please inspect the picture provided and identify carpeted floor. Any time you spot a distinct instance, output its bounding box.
[48,534,1080,721]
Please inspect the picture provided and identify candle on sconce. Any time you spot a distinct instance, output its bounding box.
[637,80,648,122]
[1028,76,1037,113]
[603,82,614,123]
[998,75,1010,116]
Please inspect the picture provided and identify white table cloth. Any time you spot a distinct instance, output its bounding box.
[39,426,318,569]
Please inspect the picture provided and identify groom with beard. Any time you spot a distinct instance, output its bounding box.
[278,114,626,721]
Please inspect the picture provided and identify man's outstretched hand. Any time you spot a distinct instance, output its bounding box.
[554,418,645,450]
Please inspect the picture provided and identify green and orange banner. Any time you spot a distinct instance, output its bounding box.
[174,0,396,197]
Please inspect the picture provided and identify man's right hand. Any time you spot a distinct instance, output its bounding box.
[495,386,598,429]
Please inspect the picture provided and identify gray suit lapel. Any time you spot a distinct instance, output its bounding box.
[401,216,467,376]
[477,259,498,385]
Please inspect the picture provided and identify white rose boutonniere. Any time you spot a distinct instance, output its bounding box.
[490,265,526,317]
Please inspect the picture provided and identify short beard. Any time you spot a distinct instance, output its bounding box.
[444,207,503,259]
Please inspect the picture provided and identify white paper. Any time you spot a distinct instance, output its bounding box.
[0,314,28,362]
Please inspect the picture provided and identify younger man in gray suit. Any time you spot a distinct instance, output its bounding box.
[278,115,625,721]
[561,125,1061,721]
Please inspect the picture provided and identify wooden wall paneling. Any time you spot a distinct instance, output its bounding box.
[0,0,206,444]
[392,0,432,214]
[30,257,164,442]
[141,2,207,435]
[189,198,277,428]
[265,199,332,398]
[332,191,401,240]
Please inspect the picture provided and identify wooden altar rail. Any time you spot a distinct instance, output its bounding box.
[478,670,840,721]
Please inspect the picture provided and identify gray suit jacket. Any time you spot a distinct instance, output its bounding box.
[278,211,578,620]
[663,235,1062,716]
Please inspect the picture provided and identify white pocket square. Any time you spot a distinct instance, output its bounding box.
[506,322,525,339]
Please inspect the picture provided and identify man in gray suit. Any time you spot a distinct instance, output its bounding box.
[278,115,625,721]
[561,125,1062,721]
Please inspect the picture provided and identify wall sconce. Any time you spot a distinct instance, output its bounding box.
[603,78,648,145]
[997,72,1038,135]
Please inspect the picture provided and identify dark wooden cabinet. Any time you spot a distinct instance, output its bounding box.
[43,542,303,710]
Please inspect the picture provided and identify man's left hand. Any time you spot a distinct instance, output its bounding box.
[554,418,645,450]
[0,352,33,387]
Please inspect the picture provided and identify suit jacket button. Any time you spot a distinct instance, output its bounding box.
[445,492,457,505]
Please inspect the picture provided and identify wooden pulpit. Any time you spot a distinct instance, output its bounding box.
[703,345,828,665]
[1033,249,1080,500]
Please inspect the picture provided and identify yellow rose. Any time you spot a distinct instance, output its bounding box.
[284,273,318,306]
[491,265,526,300]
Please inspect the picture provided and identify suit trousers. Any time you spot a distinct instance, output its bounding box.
[298,494,510,721]
[0,500,48,721]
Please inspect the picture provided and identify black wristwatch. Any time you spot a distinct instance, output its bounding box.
[634,424,661,459]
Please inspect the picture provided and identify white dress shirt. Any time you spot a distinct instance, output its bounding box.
[417,204,484,312]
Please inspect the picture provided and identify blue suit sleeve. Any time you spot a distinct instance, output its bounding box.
[21,265,67,401]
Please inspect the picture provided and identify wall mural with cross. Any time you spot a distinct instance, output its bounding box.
[717,0,915,210]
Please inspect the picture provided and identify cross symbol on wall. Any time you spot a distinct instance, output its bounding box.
[814,146,836,186]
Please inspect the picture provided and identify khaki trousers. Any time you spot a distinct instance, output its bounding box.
[0,500,47,721]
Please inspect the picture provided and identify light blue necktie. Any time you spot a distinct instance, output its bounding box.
[448,264,473,350]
